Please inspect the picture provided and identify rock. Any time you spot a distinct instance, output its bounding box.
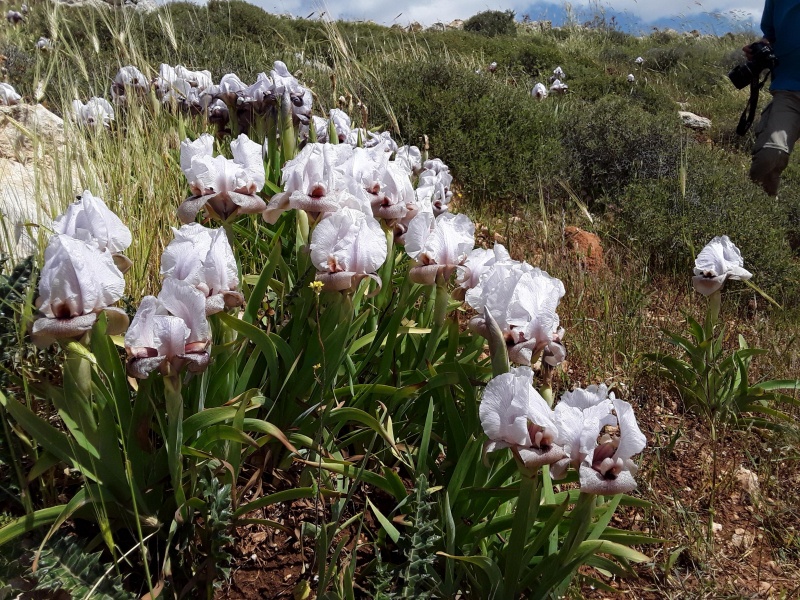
[712,521,723,534]
[731,527,755,549]
[428,22,446,32]
[0,103,64,161]
[519,20,552,33]
[759,582,775,595]
[407,21,423,32]
[52,0,156,10]
[679,111,711,130]
[447,19,464,30]
[734,465,760,501]
[564,226,605,272]
[0,104,66,258]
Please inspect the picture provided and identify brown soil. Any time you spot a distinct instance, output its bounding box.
[564,226,605,273]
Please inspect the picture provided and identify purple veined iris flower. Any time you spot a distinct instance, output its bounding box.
[466,260,566,367]
[393,145,422,176]
[71,98,115,129]
[480,366,566,469]
[160,223,243,315]
[111,65,149,104]
[54,190,132,271]
[32,234,128,347]
[0,82,22,106]
[551,384,647,495]
[125,279,212,379]
[178,133,267,223]
[455,244,511,297]
[309,206,388,295]
[404,211,475,285]
[263,142,369,224]
[691,235,752,296]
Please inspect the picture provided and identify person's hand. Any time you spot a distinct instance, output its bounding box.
[743,38,771,60]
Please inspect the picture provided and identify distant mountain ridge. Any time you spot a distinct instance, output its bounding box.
[302,1,760,36]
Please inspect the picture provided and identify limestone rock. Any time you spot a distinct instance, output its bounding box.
[564,226,604,272]
[52,0,156,11]
[679,111,711,130]
[731,527,755,549]
[0,104,66,259]
[734,465,760,501]
[519,20,552,33]
[0,103,64,162]
[447,19,464,30]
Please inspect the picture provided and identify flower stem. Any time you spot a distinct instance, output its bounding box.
[484,309,509,377]
[230,108,240,138]
[704,289,721,336]
[279,92,296,162]
[265,108,279,183]
[164,375,187,517]
[63,341,98,442]
[503,472,541,600]
[418,282,449,369]
[540,363,555,407]
[708,418,718,549]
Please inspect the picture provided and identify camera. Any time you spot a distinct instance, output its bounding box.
[728,41,778,89]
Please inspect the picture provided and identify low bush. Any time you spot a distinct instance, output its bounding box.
[617,144,800,303]
[371,59,565,204]
[463,10,517,37]
[559,96,683,200]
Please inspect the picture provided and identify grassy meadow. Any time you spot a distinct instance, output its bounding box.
[0,2,799,598]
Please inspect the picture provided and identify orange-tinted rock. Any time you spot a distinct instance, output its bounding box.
[564,226,605,272]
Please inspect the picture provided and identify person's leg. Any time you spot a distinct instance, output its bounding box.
[750,91,800,196]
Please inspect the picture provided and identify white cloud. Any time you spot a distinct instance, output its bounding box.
[250,0,763,27]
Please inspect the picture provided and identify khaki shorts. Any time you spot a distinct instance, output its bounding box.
[750,90,800,195]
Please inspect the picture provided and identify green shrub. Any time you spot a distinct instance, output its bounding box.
[369,59,565,204]
[616,144,800,303]
[559,96,683,200]
[464,10,517,37]
[502,42,564,78]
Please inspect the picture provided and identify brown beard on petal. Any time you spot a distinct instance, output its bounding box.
[52,304,74,319]
[527,421,553,450]
[130,346,159,359]
[591,439,619,478]
[185,341,209,353]
[327,256,344,273]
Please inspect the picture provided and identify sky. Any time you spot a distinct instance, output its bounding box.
[248,0,765,34]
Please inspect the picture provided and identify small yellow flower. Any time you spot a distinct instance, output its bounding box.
[309,280,324,294]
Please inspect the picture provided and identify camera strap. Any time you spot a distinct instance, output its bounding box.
[736,71,771,135]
